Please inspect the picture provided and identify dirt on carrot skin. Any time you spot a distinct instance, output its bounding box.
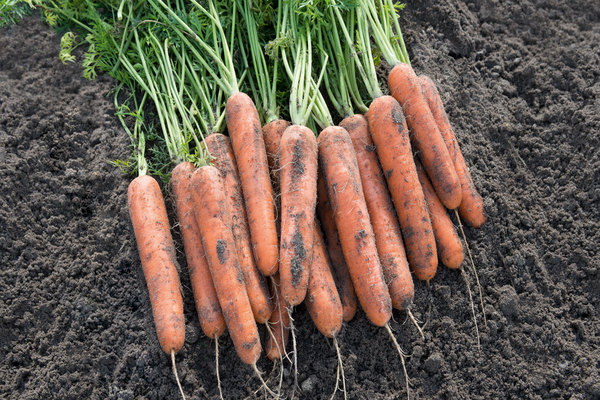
[2,1,600,398]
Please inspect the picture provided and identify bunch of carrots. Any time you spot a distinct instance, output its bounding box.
[26,0,487,398]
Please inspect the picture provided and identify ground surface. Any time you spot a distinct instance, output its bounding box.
[1,1,599,399]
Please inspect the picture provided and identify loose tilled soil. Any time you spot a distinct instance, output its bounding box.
[1,1,599,399]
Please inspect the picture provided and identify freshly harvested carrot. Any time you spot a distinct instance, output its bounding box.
[318,126,392,327]
[263,119,291,188]
[388,63,462,210]
[191,166,261,365]
[279,124,318,306]
[171,162,226,339]
[317,174,357,322]
[418,75,486,228]
[305,223,343,338]
[226,92,279,276]
[204,133,273,324]
[128,175,185,354]
[416,161,464,269]
[366,95,437,281]
[341,115,415,310]
[265,274,291,361]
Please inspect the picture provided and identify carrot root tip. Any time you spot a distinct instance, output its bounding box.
[252,363,278,398]
[407,309,425,340]
[171,350,186,400]
[385,324,411,400]
[330,337,347,400]
[215,338,224,400]
[454,210,487,328]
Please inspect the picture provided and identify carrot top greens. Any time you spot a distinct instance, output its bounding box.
[15,0,410,177]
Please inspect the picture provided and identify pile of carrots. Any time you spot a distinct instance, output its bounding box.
[32,0,487,398]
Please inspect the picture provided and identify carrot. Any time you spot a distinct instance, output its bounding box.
[366,95,437,281]
[341,115,415,310]
[416,161,464,269]
[317,126,392,327]
[128,175,185,354]
[418,75,486,228]
[388,63,462,210]
[278,124,318,306]
[263,119,291,189]
[171,162,226,339]
[265,274,291,361]
[226,92,279,276]
[191,165,261,365]
[305,223,343,338]
[316,174,357,322]
[204,133,273,324]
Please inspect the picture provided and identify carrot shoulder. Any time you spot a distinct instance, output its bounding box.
[341,115,415,310]
[416,162,464,269]
[128,175,185,354]
[226,92,279,275]
[318,126,392,327]
[317,174,357,322]
[366,95,437,281]
[204,133,273,324]
[388,63,462,210]
[418,75,486,228]
[191,166,261,365]
[171,162,225,339]
[278,124,318,306]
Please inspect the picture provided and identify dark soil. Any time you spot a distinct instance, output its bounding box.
[1,1,599,399]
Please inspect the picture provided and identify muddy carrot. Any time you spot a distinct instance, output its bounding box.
[263,119,291,189]
[418,75,486,228]
[128,175,185,354]
[305,223,343,338]
[279,124,318,306]
[318,126,392,327]
[388,63,462,210]
[366,95,437,281]
[191,166,261,365]
[226,92,279,276]
[341,115,415,309]
[317,174,358,322]
[416,161,464,269]
[171,162,226,339]
[204,133,273,324]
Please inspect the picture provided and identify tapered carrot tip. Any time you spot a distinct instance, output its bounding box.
[460,202,487,228]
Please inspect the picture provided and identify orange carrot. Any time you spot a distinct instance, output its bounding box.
[341,115,415,310]
[366,95,437,281]
[226,92,279,276]
[265,274,290,361]
[418,75,486,228]
[128,175,185,354]
[263,119,291,189]
[317,174,357,322]
[171,162,226,339]
[305,223,343,338]
[416,161,464,269]
[278,124,318,306]
[318,126,392,327]
[204,133,273,324]
[388,63,462,210]
[191,166,261,365]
